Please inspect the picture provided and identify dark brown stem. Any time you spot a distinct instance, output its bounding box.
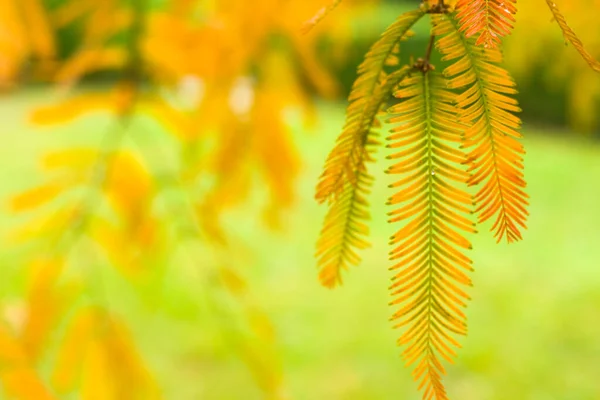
[412,34,436,73]
[425,34,435,64]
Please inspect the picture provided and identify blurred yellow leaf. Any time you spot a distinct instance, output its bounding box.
[51,0,95,27]
[0,325,24,365]
[53,308,160,399]
[21,258,81,361]
[89,214,159,277]
[105,151,153,219]
[140,100,196,141]
[20,0,55,60]
[55,48,127,84]
[30,93,114,125]
[43,148,97,171]
[289,34,339,99]
[1,367,56,400]
[219,267,247,296]
[252,90,300,210]
[0,325,55,400]
[248,309,276,343]
[239,342,284,399]
[83,6,131,45]
[51,308,95,393]
[10,180,68,212]
[9,206,76,244]
[80,339,113,400]
[0,0,28,86]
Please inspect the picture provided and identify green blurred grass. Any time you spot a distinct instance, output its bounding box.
[2,91,600,400]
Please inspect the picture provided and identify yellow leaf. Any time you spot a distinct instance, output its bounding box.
[55,48,127,84]
[21,261,81,361]
[219,267,247,296]
[0,324,26,365]
[8,206,76,244]
[105,152,153,219]
[252,90,300,211]
[30,93,114,125]
[71,309,160,400]
[81,339,113,400]
[455,0,516,48]
[0,324,55,400]
[89,215,158,277]
[0,0,28,85]
[51,0,95,27]
[20,0,55,60]
[1,367,56,400]
[239,343,283,399]
[51,308,97,393]
[140,100,196,141]
[57,309,161,400]
[10,181,67,212]
[43,148,97,171]
[100,317,159,399]
[248,309,276,343]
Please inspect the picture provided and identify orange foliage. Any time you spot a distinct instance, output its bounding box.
[0,0,55,87]
[3,0,356,397]
[52,307,160,399]
[455,0,516,48]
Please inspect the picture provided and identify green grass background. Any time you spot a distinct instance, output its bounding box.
[1,91,600,400]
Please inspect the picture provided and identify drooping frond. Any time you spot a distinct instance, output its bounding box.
[315,9,425,204]
[455,0,516,48]
[434,14,528,243]
[315,66,412,288]
[386,71,475,400]
[301,0,343,34]
[544,0,600,72]
[315,157,373,288]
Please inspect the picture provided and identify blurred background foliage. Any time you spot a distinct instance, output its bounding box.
[1,0,600,399]
[2,0,600,129]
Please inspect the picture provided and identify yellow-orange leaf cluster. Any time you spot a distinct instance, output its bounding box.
[52,307,160,399]
[455,0,517,48]
[7,0,361,397]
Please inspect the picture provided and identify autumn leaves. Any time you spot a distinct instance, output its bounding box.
[315,2,527,399]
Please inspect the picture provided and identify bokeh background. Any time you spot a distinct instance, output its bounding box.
[1,0,600,399]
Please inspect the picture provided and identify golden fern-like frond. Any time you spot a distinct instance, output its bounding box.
[315,159,373,288]
[455,0,516,48]
[387,70,475,400]
[315,9,424,204]
[434,14,528,243]
[544,0,600,72]
[315,66,412,288]
[314,10,424,288]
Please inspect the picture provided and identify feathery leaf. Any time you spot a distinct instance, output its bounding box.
[386,70,475,400]
[544,0,600,72]
[315,162,373,288]
[434,14,528,243]
[315,9,425,204]
[455,0,516,48]
[314,8,424,288]
[315,66,413,288]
